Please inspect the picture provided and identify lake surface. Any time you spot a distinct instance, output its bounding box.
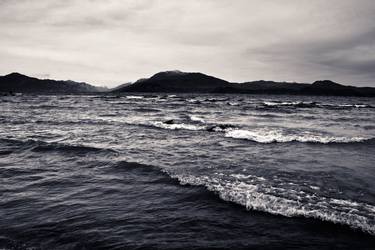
[1,93,374,249]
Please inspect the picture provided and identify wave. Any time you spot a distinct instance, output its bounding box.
[143,120,373,144]
[115,160,375,235]
[173,173,375,235]
[133,108,162,113]
[125,95,144,99]
[33,119,112,126]
[262,101,374,109]
[227,101,240,106]
[188,115,205,123]
[145,119,236,133]
[329,104,374,109]
[263,101,318,108]
[186,98,201,104]
[149,121,206,131]
[204,98,229,102]
[0,138,118,156]
[185,97,230,104]
[224,129,372,144]
[95,158,375,235]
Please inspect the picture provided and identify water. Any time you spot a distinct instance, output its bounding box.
[0,93,374,249]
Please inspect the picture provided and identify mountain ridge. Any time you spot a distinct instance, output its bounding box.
[1,71,374,97]
[0,72,102,94]
[115,71,375,97]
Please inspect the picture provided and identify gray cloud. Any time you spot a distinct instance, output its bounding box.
[0,0,374,87]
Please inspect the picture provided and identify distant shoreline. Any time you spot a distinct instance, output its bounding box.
[1,71,375,97]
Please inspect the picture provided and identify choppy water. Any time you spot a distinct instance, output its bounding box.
[1,93,375,249]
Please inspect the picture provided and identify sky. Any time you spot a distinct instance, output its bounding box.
[0,0,374,87]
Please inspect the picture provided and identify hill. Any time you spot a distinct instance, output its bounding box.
[114,71,375,97]
[0,73,100,94]
[2,71,374,97]
[116,70,234,93]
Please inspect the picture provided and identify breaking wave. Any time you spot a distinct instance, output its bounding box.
[143,120,373,144]
[262,101,374,109]
[146,119,236,133]
[173,173,375,235]
[188,115,206,123]
[149,121,206,131]
[224,129,372,144]
[125,95,144,99]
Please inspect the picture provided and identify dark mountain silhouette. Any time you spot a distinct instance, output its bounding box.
[109,82,132,92]
[117,70,234,93]
[214,80,310,94]
[115,71,375,97]
[0,72,101,94]
[1,71,374,97]
[299,80,375,97]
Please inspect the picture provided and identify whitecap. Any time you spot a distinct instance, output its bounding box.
[189,115,205,123]
[150,121,205,131]
[173,173,375,235]
[224,129,369,144]
[126,95,144,99]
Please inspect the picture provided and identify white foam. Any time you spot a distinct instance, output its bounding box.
[353,104,371,108]
[330,104,371,108]
[225,129,284,143]
[189,115,205,123]
[263,101,287,106]
[126,95,144,99]
[187,98,199,103]
[230,173,266,182]
[210,126,226,132]
[150,121,205,131]
[263,101,311,106]
[309,185,320,190]
[225,129,368,144]
[263,101,373,109]
[174,174,375,235]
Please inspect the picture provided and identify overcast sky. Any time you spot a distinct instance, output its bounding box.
[0,0,374,87]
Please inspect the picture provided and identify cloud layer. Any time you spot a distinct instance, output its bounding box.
[0,0,374,87]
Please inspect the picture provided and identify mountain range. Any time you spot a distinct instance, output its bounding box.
[1,71,374,97]
[0,72,103,94]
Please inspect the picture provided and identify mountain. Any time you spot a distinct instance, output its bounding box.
[214,80,310,94]
[109,82,132,92]
[217,80,375,96]
[116,70,233,93]
[114,71,375,97]
[0,72,101,94]
[2,71,374,97]
[299,80,375,97]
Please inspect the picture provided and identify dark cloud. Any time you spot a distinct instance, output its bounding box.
[0,0,374,86]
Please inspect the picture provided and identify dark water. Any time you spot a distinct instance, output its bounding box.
[0,94,374,249]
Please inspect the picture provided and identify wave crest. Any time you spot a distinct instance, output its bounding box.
[140,120,373,145]
[149,121,206,131]
[262,101,374,109]
[225,129,371,144]
[0,138,118,155]
[174,173,375,235]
